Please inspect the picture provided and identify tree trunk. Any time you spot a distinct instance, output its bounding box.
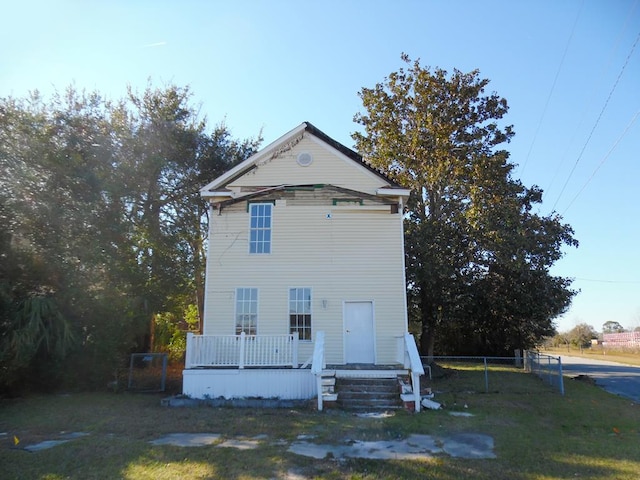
[420,321,436,363]
[418,283,437,361]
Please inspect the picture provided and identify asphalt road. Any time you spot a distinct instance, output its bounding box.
[559,355,640,403]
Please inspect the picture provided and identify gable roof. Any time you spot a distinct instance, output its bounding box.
[200,121,405,197]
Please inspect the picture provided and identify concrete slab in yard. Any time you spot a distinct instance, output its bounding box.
[150,433,221,447]
[288,433,495,460]
[442,433,496,459]
[217,438,261,450]
[150,431,496,460]
[23,432,89,452]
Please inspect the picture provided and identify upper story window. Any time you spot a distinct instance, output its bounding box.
[249,203,272,254]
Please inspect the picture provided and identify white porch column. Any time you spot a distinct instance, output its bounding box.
[292,334,299,368]
[185,332,194,369]
[239,331,246,369]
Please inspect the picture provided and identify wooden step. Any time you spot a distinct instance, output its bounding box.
[335,376,402,410]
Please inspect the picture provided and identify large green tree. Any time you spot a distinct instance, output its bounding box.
[0,84,259,392]
[353,55,578,358]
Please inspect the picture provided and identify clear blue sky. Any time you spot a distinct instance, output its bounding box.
[3,0,639,333]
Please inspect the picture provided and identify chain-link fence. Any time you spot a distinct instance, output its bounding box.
[128,353,168,392]
[421,354,564,396]
[523,350,564,395]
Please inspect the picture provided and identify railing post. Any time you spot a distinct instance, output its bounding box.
[185,332,194,369]
[412,371,421,413]
[239,332,246,369]
[311,332,326,411]
[317,374,323,411]
[292,334,299,368]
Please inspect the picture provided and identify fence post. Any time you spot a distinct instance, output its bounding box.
[160,354,167,392]
[483,357,489,393]
[239,332,246,369]
[558,356,565,395]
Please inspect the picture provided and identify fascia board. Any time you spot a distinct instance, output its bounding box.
[201,190,236,200]
[376,187,411,199]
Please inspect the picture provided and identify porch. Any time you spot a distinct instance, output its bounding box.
[182,331,425,411]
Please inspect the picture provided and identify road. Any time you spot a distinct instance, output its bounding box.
[559,355,640,403]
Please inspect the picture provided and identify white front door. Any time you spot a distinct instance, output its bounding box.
[344,301,375,364]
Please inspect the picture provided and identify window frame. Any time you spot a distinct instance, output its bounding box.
[289,287,312,341]
[248,202,273,254]
[235,287,258,335]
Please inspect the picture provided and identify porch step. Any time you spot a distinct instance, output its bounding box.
[321,371,338,403]
[335,376,402,410]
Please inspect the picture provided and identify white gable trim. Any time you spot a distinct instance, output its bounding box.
[200,123,307,196]
[376,187,411,199]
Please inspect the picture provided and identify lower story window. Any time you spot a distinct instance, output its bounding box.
[236,288,257,335]
[289,287,311,340]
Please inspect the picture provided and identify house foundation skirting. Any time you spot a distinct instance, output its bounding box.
[182,368,317,400]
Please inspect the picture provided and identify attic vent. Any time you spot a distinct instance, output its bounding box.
[296,152,313,167]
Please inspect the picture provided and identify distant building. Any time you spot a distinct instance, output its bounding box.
[602,332,640,348]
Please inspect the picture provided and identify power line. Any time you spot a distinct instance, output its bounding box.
[552,29,640,212]
[573,277,640,285]
[561,108,640,215]
[519,0,584,177]
[544,0,640,197]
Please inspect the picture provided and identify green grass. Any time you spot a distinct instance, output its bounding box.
[544,346,640,366]
[1,368,639,479]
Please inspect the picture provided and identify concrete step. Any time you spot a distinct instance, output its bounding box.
[322,377,336,387]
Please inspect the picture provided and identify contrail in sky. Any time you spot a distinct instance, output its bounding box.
[142,41,167,48]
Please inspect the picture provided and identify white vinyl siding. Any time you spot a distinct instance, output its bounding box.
[204,201,406,364]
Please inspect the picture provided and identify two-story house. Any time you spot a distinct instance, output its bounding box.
[183,122,424,410]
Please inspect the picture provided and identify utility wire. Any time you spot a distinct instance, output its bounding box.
[544,0,640,197]
[561,109,640,215]
[552,29,640,212]
[574,277,640,284]
[519,0,584,177]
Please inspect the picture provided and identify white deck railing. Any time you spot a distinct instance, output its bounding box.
[310,331,326,411]
[185,332,299,369]
[399,333,425,412]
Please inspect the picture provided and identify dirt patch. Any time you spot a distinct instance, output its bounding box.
[572,374,596,385]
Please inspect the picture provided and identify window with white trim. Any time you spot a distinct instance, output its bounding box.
[289,287,311,341]
[249,203,272,254]
[235,288,258,335]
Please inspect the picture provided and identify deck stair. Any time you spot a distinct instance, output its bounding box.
[320,370,338,402]
[327,367,405,410]
[335,376,402,410]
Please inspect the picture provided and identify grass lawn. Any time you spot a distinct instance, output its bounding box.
[543,346,640,367]
[1,367,639,480]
